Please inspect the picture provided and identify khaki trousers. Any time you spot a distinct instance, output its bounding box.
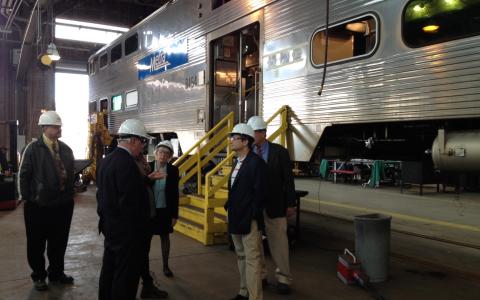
[260,211,292,285]
[231,221,263,300]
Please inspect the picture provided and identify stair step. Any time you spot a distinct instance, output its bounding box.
[179,204,227,226]
[220,165,232,176]
[186,194,227,209]
[214,206,227,217]
[211,175,228,189]
[201,185,228,198]
[175,217,228,245]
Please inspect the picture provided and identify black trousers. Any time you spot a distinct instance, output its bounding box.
[99,234,146,300]
[23,201,74,281]
[141,234,154,285]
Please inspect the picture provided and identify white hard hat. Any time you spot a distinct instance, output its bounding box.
[155,140,174,153]
[230,123,255,139]
[117,119,152,139]
[38,111,62,126]
[247,116,267,131]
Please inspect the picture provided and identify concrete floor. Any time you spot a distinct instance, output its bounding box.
[295,178,480,246]
[1,184,479,300]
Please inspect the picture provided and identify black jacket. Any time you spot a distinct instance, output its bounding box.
[148,162,180,219]
[96,147,150,246]
[18,136,75,207]
[225,151,267,235]
[264,142,296,218]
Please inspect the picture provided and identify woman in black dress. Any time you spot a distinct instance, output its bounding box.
[147,140,179,277]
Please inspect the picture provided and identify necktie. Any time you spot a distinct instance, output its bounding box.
[52,142,67,191]
[257,145,263,160]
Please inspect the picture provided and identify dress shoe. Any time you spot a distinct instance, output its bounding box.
[141,283,168,299]
[163,266,173,277]
[33,279,48,291]
[277,282,291,295]
[49,273,74,284]
[229,295,248,300]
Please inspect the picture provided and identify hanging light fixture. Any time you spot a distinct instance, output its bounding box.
[46,42,61,61]
[40,0,60,65]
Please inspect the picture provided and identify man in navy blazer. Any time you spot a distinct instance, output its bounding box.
[248,116,296,295]
[225,123,267,300]
[97,119,152,300]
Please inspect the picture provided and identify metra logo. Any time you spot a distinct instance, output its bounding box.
[137,38,188,80]
[151,51,170,71]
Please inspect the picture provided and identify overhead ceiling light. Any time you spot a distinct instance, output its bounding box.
[423,25,439,33]
[346,22,367,33]
[46,42,61,61]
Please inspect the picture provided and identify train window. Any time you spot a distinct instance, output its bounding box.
[125,90,138,108]
[92,57,98,74]
[403,0,480,48]
[125,33,138,56]
[212,0,231,10]
[100,98,108,112]
[88,61,93,75]
[111,94,123,112]
[89,101,97,114]
[311,15,378,66]
[99,53,108,69]
[111,43,122,63]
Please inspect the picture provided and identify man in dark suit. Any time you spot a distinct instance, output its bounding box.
[226,123,267,300]
[96,119,151,300]
[247,116,296,295]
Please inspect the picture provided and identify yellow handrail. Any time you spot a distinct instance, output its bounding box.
[173,112,234,189]
[266,105,289,148]
[173,105,290,245]
[205,152,235,198]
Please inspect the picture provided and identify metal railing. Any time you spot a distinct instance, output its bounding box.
[266,105,289,147]
[173,106,290,244]
[173,112,234,194]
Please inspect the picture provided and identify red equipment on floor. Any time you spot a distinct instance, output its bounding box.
[337,248,368,285]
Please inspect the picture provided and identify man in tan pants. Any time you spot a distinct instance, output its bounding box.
[248,116,296,295]
[225,123,267,300]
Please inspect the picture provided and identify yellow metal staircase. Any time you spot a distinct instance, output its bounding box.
[172,106,289,245]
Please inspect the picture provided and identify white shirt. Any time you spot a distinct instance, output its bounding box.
[230,156,245,186]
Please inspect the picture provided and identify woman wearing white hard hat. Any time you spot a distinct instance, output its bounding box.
[143,140,179,279]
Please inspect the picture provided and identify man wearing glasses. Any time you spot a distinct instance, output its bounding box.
[96,119,152,300]
[226,123,267,300]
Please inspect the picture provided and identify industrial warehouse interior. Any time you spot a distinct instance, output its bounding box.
[1,0,480,300]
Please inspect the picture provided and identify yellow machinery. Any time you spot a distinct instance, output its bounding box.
[82,112,112,184]
[173,105,290,245]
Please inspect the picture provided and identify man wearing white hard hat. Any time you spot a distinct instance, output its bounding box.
[226,123,267,300]
[247,116,296,295]
[97,119,152,300]
[18,111,75,291]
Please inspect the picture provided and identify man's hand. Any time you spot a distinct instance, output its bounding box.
[172,218,177,227]
[287,207,296,218]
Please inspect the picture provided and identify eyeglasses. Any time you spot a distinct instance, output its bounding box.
[230,136,244,141]
[138,137,149,145]
[156,149,172,155]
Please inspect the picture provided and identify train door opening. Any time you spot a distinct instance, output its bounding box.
[209,22,260,127]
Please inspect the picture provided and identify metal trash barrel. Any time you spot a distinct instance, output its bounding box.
[354,213,391,282]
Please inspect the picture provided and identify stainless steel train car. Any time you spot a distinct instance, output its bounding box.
[88,0,480,172]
